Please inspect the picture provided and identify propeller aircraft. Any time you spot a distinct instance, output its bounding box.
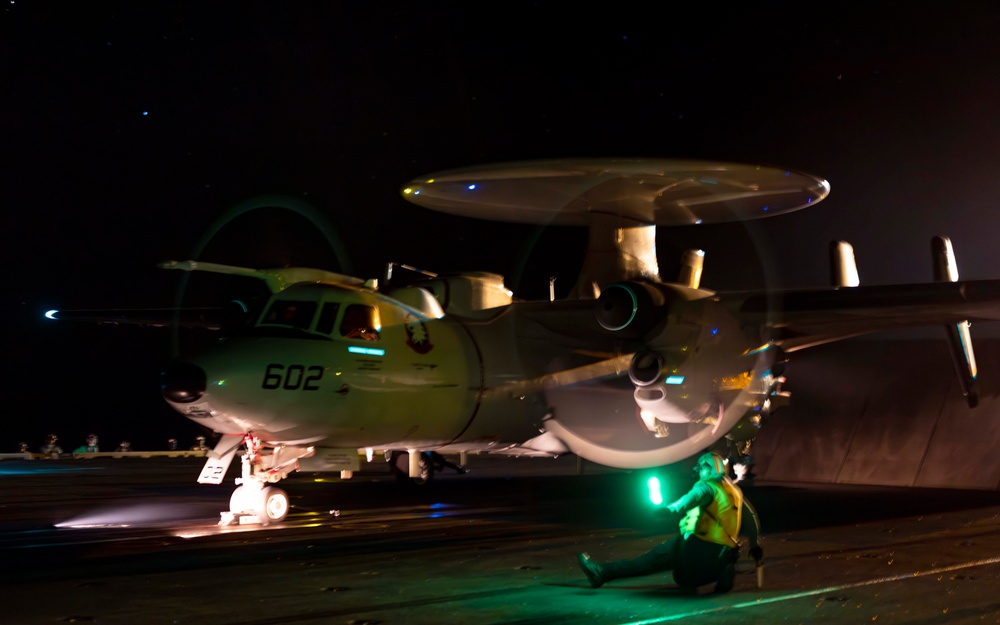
[47,159,1000,525]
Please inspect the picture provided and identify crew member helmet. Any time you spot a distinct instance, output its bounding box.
[695,451,727,480]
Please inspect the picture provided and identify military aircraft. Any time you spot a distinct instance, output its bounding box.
[47,159,1000,525]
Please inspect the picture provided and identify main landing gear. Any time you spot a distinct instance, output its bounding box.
[218,433,315,526]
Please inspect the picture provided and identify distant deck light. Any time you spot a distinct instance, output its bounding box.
[467,184,477,190]
[44,310,58,320]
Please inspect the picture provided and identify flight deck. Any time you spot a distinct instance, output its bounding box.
[4,455,1000,625]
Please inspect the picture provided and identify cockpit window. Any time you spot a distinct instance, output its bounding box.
[339,304,380,341]
[260,300,318,330]
[316,302,340,335]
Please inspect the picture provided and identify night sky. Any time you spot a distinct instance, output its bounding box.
[5,2,1000,452]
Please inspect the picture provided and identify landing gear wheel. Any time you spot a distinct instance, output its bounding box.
[392,451,432,485]
[229,485,247,513]
[225,485,289,525]
[259,487,289,524]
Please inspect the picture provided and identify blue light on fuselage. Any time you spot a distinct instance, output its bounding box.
[665,375,684,385]
[348,346,385,356]
[467,184,477,190]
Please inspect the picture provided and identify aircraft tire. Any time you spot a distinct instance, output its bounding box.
[260,487,289,524]
[229,485,247,513]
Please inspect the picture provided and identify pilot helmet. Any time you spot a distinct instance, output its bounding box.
[695,451,727,480]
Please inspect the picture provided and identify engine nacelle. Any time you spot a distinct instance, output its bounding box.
[540,279,790,470]
[594,281,713,340]
[624,291,788,442]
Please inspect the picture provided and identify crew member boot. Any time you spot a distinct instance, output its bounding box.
[714,562,736,594]
[577,552,605,588]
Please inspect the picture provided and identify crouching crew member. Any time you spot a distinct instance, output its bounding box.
[577,451,762,593]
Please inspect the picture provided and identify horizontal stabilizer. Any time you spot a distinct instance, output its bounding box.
[738,279,1000,352]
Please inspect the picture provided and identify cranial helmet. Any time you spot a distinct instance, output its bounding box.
[696,451,727,479]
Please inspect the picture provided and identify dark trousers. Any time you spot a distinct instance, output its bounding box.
[600,536,738,587]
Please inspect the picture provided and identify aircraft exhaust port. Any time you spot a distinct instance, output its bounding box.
[160,362,207,403]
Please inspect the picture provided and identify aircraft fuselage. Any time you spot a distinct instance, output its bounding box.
[162,283,548,452]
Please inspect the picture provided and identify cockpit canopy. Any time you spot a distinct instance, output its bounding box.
[256,284,385,340]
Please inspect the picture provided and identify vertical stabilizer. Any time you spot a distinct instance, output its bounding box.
[677,249,705,289]
[829,241,860,287]
[932,235,978,408]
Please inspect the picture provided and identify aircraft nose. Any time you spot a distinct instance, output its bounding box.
[160,362,207,403]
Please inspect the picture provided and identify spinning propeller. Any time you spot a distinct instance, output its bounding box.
[401,158,829,468]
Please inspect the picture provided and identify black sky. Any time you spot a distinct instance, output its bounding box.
[4,1,1000,451]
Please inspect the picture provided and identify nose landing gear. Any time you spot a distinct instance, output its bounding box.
[224,484,290,525]
[218,433,313,526]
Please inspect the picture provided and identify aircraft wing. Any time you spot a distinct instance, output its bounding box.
[44,260,363,331]
[44,307,229,329]
[738,279,1000,352]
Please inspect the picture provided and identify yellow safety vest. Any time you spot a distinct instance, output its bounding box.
[692,478,743,547]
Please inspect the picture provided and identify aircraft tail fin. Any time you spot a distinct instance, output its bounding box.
[932,236,978,407]
[677,249,705,289]
[830,241,860,287]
